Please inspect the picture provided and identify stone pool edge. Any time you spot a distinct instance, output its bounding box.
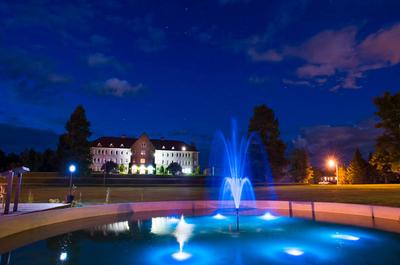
[1,200,399,240]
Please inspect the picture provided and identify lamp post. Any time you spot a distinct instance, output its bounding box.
[327,158,339,185]
[67,164,76,203]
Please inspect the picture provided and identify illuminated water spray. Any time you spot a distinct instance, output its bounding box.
[172,215,194,261]
[216,120,257,231]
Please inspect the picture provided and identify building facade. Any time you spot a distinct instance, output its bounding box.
[90,134,199,175]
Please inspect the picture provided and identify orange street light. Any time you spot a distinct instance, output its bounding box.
[326,157,339,185]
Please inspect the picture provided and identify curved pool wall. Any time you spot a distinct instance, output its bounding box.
[1,200,400,253]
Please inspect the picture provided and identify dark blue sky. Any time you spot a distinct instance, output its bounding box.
[1,0,399,166]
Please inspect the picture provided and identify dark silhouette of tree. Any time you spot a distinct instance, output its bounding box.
[370,149,396,183]
[19,148,42,171]
[5,152,20,170]
[347,149,368,184]
[39,149,59,171]
[372,91,400,177]
[289,148,313,183]
[57,105,92,176]
[0,149,6,171]
[167,162,182,175]
[248,104,287,179]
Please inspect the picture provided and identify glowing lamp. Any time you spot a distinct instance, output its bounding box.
[327,158,336,168]
[59,252,67,261]
[68,164,76,173]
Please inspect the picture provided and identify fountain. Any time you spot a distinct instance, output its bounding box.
[212,120,263,231]
[172,215,194,261]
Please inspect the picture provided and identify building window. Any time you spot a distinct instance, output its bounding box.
[141,143,146,148]
[140,158,146,164]
[141,150,146,155]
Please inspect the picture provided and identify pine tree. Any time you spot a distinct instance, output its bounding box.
[337,165,348,184]
[373,91,400,177]
[248,104,287,179]
[57,105,92,176]
[346,149,368,184]
[289,148,312,183]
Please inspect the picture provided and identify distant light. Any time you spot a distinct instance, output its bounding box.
[326,158,337,168]
[260,212,279,221]
[284,248,304,256]
[182,146,186,151]
[332,233,360,241]
[172,251,191,261]
[59,252,67,261]
[68,164,76,173]
[139,165,146,174]
[213,213,227,220]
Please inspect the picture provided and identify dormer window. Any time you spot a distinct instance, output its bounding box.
[110,143,114,147]
[97,143,102,147]
[172,146,175,150]
[162,145,165,149]
[120,144,124,147]
[182,146,186,151]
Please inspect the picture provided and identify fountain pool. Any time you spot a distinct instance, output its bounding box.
[2,212,400,265]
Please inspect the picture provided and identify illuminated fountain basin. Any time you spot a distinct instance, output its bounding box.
[5,213,400,265]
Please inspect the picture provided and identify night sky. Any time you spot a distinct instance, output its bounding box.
[1,0,400,167]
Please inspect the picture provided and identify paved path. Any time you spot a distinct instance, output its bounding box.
[0,203,69,217]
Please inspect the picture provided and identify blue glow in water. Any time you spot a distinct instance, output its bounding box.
[6,215,400,265]
[259,212,279,221]
[331,233,360,241]
[284,248,304,256]
[213,213,227,220]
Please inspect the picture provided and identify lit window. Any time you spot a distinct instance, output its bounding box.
[172,146,175,150]
[162,145,165,149]
[140,158,146,164]
[141,150,146,155]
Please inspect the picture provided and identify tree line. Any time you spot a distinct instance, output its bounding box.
[247,91,400,184]
[1,91,399,183]
[0,106,92,175]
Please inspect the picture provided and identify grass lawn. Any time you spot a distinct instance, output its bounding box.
[17,184,400,207]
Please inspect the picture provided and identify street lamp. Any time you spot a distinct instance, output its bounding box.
[326,157,339,185]
[67,164,76,203]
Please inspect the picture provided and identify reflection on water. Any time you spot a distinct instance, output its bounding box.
[4,215,400,265]
[89,221,130,236]
[150,217,179,235]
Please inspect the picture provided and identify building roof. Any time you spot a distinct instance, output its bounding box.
[151,139,197,151]
[92,136,137,148]
[91,136,197,151]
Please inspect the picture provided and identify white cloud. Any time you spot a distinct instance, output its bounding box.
[87,53,113,66]
[102,78,143,97]
[250,24,400,90]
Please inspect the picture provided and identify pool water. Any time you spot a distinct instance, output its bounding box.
[3,213,400,265]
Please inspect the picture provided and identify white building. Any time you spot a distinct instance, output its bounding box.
[90,134,199,175]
